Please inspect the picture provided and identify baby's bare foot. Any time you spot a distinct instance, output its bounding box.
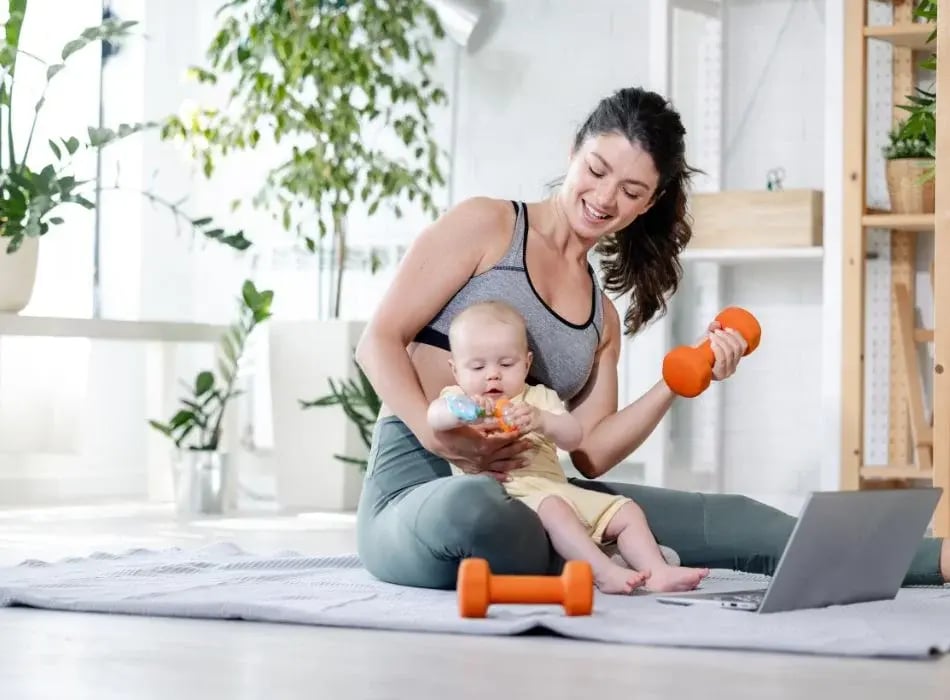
[642,565,710,593]
[594,563,649,594]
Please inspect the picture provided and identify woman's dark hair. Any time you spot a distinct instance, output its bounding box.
[575,87,699,336]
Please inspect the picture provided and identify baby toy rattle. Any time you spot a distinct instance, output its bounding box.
[662,306,762,398]
[444,394,517,432]
[456,557,594,618]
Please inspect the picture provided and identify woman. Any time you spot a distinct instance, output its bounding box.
[354,86,949,589]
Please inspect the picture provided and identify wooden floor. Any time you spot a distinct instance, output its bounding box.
[0,501,948,699]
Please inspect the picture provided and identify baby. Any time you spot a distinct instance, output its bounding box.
[427,300,709,594]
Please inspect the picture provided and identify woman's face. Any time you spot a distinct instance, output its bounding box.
[558,131,661,241]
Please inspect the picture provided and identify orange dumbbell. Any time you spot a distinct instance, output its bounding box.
[662,306,762,398]
[456,557,594,618]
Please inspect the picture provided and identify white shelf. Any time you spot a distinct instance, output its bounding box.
[681,246,823,263]
[0,314,226,343]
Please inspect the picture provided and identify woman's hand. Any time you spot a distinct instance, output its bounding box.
[422,423,532,482]
[700,320,749,382]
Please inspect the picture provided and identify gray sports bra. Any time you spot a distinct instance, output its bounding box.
[413,200,604,401]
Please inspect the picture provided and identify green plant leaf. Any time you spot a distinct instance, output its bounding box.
[61,17,138,62]
[148,420,172,436]
[170,409,195,428]
[221,332,238,364]
[241,280,260,309]
[195,371,215,397]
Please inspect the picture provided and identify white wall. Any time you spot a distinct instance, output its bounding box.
[663,0,828,498]
[716,0,826,496]
[722,0,826,191]
[0,0,144,504]
[450,1,650,203]
[3,0,843,506]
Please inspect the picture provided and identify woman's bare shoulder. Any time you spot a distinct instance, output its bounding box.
[439,196,516,237]
[426,196,517,271]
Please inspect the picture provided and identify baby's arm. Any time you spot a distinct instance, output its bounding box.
[427,389,493,432]
[427,396,465,432]
[537,410,583,452]
[505,391,583,451]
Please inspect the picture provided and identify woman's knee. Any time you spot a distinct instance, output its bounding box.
[416,476,548,554]
[359,475,555,587]
[702,493,796,570]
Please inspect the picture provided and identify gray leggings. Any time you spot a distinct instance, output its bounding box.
[356,416,944,589]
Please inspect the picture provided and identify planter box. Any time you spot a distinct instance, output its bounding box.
[0,236,39,313]
[687,189,823,248]
[269,319,367,512]
[885,158,935,214]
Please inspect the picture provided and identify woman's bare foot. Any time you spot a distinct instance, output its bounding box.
[594,562,649,594]
[641,565,710,593]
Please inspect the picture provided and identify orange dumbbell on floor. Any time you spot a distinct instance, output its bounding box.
[456,557,594,618]
[662,306,762,398]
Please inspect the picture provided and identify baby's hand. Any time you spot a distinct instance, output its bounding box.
[463,394,501,433]
[502,402,541,434]
[473,394,497,418]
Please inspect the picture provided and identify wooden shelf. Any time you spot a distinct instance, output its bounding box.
[859,466,934,480]
[864,23,935,50]
[681,246,823,263]
[861,213,935,231]
[843,3,949,536]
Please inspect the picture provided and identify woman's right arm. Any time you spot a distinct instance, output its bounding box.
[355,197,516,450]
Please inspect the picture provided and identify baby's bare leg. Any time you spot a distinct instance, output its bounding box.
[604,501,710,593]
[536,496,646,594]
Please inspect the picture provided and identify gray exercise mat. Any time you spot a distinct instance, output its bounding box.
[1,542,948,658]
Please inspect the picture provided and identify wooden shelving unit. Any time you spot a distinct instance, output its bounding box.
[864,21,935,49]
[842,2,949,536]
[861,213,935,230]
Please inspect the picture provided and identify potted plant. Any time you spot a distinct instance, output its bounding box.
[162,0,450,510]
[160,0,449,318]
[149,279,273,516]
[300,355,381,472]
[882,120,935,214]
[0,0,250,313]
[882,0,938,214]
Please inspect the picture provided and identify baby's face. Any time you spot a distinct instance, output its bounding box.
[450,321,531,400]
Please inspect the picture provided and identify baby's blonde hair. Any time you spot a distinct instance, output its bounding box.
[448,300,529,351]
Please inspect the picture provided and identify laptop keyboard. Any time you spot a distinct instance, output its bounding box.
[716,590,765,603]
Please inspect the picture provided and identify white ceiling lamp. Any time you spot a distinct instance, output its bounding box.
[424,0,490,51]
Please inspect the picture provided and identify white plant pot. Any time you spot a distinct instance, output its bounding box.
[269,319,368,512]
[172,450,237,518]
[0,236,39,313]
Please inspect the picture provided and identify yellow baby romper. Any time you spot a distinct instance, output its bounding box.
[439,384,632,545]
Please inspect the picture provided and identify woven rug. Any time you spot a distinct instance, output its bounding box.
[1,543,948,658]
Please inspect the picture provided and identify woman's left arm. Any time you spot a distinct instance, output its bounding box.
[568,297,746,479]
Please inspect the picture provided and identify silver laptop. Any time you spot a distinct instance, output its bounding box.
[656,488,942,614]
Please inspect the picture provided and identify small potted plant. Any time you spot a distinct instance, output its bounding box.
[300,354,380,472]
[1,2,250,313]
[149,279,273,516]
[882,118,935,214]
